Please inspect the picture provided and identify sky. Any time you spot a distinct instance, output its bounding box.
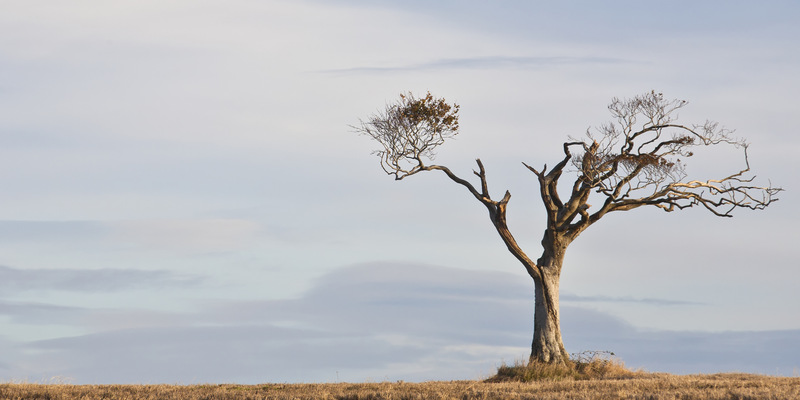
[1,0,798,384]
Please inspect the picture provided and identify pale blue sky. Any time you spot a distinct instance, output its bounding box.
[1,0,798,383]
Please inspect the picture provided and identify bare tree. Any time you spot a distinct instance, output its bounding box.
[356,91,782,365]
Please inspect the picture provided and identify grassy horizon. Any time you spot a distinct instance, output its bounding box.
[3,372,800,399]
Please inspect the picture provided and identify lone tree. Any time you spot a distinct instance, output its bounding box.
[355,91,782,365]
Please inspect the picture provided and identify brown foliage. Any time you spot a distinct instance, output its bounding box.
[356,92,460,179]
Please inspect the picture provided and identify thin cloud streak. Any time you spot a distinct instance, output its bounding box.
[0,301,87,325]
[322,55,634,74]
[561,293,706,306]
[0,220,108,242]
[0,265,202,293]
[23,326,432,384]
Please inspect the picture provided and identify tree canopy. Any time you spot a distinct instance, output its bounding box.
[357,91,782,365]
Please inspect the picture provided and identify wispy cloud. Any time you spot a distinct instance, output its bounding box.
[322,55,632,74]
[5,262,798,383]
[0,301,87,324]
[0,265,202,294]
[23,325,433,383]
[110,219,263,254]
[0,218,265,255]
[1,263,533,382]
[0,220,108,243]
[561,293,705,306]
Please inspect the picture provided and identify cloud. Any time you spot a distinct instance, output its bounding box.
[0,219,263,253]
[110,219,263,254]
[0,220,108,243]
[207,263,533,347]
[6,263,534,382]
[0,300,195,332]
[0,265,201,294]
[0,0,797,386]
[22,326,433,384]
[322,56,631,74]
[561,293,705,306]
[566,324,800,377]
[0,301,87,325]
[314,0,800,43]
[0,336,19,378]
[6,262,798,383]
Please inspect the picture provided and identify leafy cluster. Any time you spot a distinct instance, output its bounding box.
[356,92,460,179]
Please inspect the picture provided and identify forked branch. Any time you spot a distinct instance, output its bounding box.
[355,92,542,280]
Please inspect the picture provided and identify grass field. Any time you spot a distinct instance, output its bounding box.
[3,373,799,399]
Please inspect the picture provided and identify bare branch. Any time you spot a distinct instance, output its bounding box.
[427,161,541,281]
[474,159,490,198]
[563,91,782,224]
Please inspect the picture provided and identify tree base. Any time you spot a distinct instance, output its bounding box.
[486,354,638,382]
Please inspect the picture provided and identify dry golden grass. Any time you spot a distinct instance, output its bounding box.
[488,354,640,382]
[2,374,799,400]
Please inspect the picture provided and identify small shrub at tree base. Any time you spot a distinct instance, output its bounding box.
[487,351,640,382]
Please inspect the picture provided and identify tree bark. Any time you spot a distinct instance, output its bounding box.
[529,232,570,365]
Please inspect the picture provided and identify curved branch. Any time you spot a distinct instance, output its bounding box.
[426,162,541,281]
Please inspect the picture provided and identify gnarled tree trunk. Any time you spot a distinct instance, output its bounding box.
[529,231,570,365]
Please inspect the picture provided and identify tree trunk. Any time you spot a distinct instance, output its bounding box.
[529,233,570,365]
[530,268,568,364]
